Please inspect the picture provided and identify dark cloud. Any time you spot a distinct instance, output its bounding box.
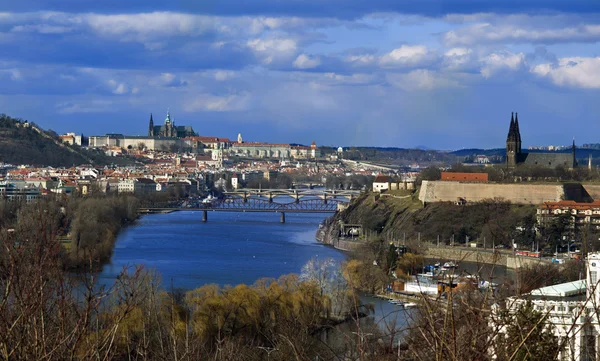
[3,0,600,18]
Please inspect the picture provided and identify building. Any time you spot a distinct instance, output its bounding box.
[440,172,489,182]
[59,132,83,146]
[117,178,157,195]
[148,111,196,138]
[231,142,292,159]
[537,200,600,232]
[0,182,41,202]
[373,175,391,192]
[506,112,577,169]
[89,134,182,151]
[496,253,600,361]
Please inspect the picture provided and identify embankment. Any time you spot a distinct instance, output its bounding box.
[424,246,550,269]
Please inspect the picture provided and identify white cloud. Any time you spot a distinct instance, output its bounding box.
[247,38,297,64]
[213,70,235,81]
[480,51,525,78]
[380,45,431,67]
[107,79,133,95]
[532,57,600,88]
[443,22,600,46]
[184,93,250,112]
[443,47,475,70]
[293,54,321,69]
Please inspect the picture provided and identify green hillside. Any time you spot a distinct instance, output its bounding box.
[0,114,134,167]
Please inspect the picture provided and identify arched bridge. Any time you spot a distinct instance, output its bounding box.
[139,188,363,222]
[223,188,360,203]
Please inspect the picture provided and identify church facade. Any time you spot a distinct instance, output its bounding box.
[506,112,576,169]
[148,111,196,138]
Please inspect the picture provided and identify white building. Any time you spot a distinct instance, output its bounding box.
[496,253,600,361]
[372,175,391,192]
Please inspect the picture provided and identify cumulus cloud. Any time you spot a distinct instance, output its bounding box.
[480,51,526,78]
[293,54,321,69]
[246,38,298,64]
[379,45,432,67]
[532,57,600,88]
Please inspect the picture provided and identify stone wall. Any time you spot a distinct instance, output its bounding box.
[419,181,565,204]
[425,246,548,269]
[583,185,600,201]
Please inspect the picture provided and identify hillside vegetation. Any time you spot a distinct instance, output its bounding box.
[322,190,537,248]
[0,114,134,167]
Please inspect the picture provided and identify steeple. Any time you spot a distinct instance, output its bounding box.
[572,137,577,169]
[507,112,515,141]
[514,112,521,143]
[148,113,154,137]
[506,111,521,168]
[165,109,171,124]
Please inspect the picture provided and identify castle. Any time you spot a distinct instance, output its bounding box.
[506,112,576,169]
[148,111,196,138]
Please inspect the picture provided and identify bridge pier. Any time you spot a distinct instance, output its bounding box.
[269,192,273,203]
[202,209,208,222]
[280,212,286,223]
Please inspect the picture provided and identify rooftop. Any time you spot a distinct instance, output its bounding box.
[529,280,586,298]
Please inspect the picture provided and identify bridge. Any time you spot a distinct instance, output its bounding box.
[140,188,362,223]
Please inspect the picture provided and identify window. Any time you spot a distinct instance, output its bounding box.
[591,271,598,286]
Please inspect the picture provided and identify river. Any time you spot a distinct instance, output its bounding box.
[99,211,345,288]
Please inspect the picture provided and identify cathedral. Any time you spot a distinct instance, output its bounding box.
[506,112,576,169]
[148,111,196,138]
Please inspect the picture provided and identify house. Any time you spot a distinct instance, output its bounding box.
[372,175,391,192]
[493,253,600,361]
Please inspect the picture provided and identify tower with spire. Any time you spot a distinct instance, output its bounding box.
[148,113,154,136]
[506,112,522,168]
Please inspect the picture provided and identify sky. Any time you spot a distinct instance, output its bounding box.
[1,1,600,149]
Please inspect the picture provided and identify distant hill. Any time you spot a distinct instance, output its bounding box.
[450,148,505,157]
[0,114,134,167]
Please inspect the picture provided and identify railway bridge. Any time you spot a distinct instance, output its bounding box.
[139,188,363,223]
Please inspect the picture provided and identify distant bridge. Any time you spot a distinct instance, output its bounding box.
[139,188,363,222]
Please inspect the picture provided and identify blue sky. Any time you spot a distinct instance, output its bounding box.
[1,1,599,149]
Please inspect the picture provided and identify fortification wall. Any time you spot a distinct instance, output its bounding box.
[419,181,564,204]
[583,185,600,201]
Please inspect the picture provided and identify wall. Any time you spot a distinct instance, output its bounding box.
[583,185,600,201]
[425,246,548,269]
[419,181,565,204]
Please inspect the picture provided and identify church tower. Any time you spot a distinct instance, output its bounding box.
[148,113,154,137]
[506,112,521,168]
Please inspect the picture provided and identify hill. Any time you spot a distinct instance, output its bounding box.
[0,114,135,167]
[318,191,537,249]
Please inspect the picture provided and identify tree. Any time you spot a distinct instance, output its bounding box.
[494,301,561,361]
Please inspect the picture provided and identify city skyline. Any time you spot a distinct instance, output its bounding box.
[0,1,599,148]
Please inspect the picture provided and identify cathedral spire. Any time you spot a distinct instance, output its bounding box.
[507,112,515,141]
[514,112,521,142]
[148,113,154,137]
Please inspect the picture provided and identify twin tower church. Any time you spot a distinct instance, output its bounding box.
[506,112,577,169]
[147,110,196,138]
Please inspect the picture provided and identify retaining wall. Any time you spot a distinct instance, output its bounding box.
[419,181,564,204]
[424,246,548,269]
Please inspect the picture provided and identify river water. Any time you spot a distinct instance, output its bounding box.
[99,211,345,288]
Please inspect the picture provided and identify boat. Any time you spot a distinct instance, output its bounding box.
[441,262,457,271]
[403,302,417,308]
[388,299,404,306]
